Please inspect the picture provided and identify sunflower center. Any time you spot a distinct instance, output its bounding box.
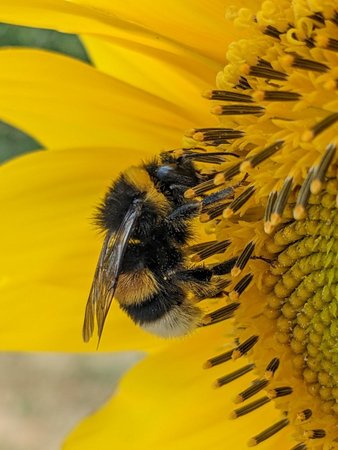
[267,179,338,414]
[182,1,338,448]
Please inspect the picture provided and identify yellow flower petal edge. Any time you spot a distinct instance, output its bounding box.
[0,147,165,351]
[74,0,236,63]
[65,323,291,450]
[0,0,150,45]
[0,48,205,152]
[0,0,242,64]
[81,34,218,116]
[0,1,244,135]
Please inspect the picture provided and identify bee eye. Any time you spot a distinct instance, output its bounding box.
[156,165,173,179]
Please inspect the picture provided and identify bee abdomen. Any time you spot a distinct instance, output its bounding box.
[114,269,159,305]
[140,302,202,337]
[121,285,202,337]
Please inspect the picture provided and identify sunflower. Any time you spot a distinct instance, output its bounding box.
[0,1,337,449]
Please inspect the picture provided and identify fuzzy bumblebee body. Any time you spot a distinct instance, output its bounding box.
[83,153,231,342]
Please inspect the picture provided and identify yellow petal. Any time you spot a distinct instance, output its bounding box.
[0,146,165,351]
[0,0,140,39]
[81,35,214,125]
[65,323,292,449]
[0,0,240,64]
[74,0,238,64]
[0,48,201,151]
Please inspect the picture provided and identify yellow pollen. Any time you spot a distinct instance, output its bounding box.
[213,173,225,186]
[293,204,307,220]
[231,267,241,278]
[184,188,195,199]
[222,208,233,219]
[211,105,223,115]
[315,35,329,48]
[323,79,336,91]
[240,160,252,172]
[251,90,265,102]
[301,130,314,142]
[310,179,322,195]
[202,90,213,99]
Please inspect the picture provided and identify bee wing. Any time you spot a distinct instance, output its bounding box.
[82,231,113,343]
[82,199,143,343]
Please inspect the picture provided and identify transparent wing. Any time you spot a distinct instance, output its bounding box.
[82,199,143,343]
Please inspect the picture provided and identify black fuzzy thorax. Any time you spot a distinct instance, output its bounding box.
[96,172,159,239]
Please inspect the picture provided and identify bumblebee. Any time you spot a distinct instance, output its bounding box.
[83,151,234,343]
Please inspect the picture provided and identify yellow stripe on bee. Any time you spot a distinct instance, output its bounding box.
[115,268,159,305]
[124,166,153,191]
[124,165,170,212]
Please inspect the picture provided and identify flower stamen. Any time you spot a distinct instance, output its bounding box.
[309,12,325,25]
[304,429,326,439]
[228,273,253,301]
[223,186,255,219]
[214,363,255,389]
[267,386,293,399]
[189,239,230,262]
[184,179,216,198]
[319,37,338,51]
[310,143,336,194]
[244,64,287,81]
[200,202,229,222]
[294,169,314,220]
[230,396,271,419]
[290,444,307,450]
[204,90,253,103]
[203,348,233,369]
[270,177,293,227]
[302,114,338,142]
[234,379,269,404]
[211,104,265,116]
[182,152,231,164]
[296,409,313,422]
[284,54,329,73]
[240,141,284,172]
[214,162,241,186]
[231,241,255,277]
[265,357,280,379]
[204,335,258,369]
[247,418,289,446]
[202,302,240,326]
[231,335,259,360]
[252,90,301,102]
[263,25,282,40]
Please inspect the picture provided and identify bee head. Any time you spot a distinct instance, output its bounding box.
[158,153,199,185]
[141,156,199,206]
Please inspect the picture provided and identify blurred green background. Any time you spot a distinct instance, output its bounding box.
[0,23,140,450]
[0,23,89,163]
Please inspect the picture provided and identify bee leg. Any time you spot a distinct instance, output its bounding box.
[175,268,230,300]
[176,267,213,283]
[167,202,201,222]
[161,203,201,245]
